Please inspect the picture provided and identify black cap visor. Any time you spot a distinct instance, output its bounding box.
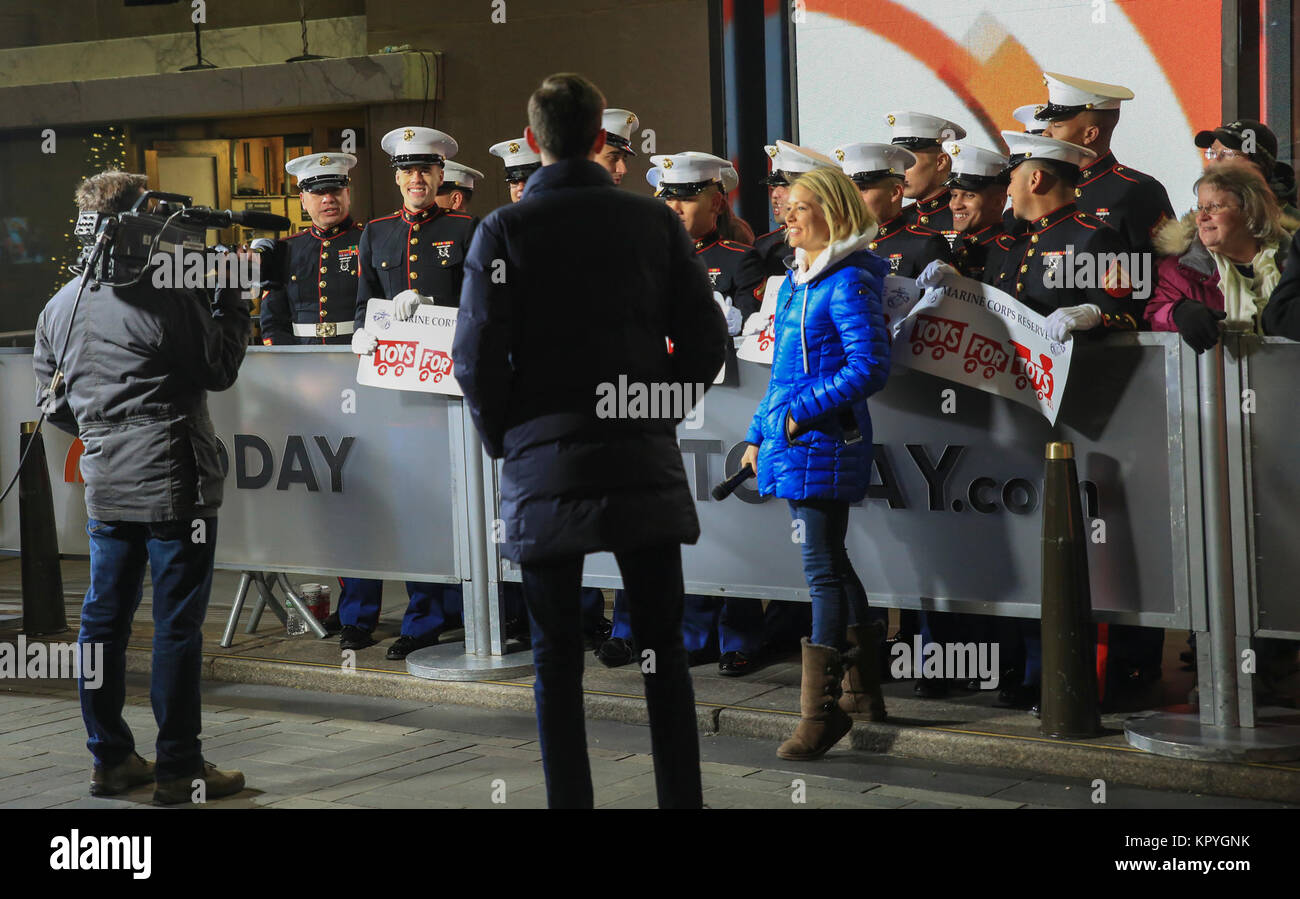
[390,154,444,169]
[300,175,350,193]
[504,163,541,184]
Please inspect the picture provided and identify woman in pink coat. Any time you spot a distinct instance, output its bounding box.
[1145,166,1294,351]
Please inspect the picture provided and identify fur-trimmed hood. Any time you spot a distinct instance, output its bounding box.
[1154,208,1299,276]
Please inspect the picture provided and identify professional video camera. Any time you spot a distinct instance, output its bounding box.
[73,190,290,286]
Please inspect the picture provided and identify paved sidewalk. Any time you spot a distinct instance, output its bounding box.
[3,559,1300,804]
[1,677,1291,810]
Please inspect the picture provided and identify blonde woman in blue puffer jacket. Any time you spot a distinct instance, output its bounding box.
[739,162,892,760]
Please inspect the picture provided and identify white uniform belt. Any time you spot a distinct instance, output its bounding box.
[293,321,355,337]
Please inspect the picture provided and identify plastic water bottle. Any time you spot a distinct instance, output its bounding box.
[285,599,308,636]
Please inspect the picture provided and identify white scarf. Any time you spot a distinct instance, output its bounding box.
[1212,242,1282,334]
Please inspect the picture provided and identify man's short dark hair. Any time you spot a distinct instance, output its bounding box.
[75,170,148,215]
[527,73,605,160]
[1025,158,1079,189]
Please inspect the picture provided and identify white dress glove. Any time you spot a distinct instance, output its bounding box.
[915,260,959,290]
[351,327,378,356]
[1043,304,1102,343]
[742,311,771,336]
[714,291,742,336]
[392,289,429,321]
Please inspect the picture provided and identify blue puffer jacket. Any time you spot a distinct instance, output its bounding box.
[744,232,891,502]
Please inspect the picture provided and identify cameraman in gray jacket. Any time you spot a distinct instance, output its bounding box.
[33,170,250,804]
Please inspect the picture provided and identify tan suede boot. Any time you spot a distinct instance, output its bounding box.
[839,622,888,721]
[777,639,853,760]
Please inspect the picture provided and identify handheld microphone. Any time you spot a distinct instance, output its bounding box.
[710,463,755,501]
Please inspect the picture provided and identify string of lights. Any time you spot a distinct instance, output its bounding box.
[51,125,128,290]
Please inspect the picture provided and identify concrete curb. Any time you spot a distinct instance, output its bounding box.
[129,649,1300,804]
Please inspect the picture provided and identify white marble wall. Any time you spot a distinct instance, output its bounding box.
[0,16,366,87]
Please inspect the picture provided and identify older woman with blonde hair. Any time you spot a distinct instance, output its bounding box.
[739,158,891,760]
[1146,165,1294,350]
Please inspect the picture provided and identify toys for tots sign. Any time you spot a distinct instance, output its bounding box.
[356,299,462,396]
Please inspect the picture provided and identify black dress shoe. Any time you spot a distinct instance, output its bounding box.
[386,632,439,660]
[339,625,376,652]
[595,637,635,668]
[914,679,951,699]
[718,651,755,677]
[322,612,342,636]
[996,682,1040,709]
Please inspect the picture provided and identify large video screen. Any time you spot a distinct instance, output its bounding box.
[794,0,1222,218]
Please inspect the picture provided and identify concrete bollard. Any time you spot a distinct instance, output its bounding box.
[19,422,67,636]
[1040,441,1100,738]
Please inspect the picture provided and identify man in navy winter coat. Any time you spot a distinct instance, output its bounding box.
[452,73,728,809]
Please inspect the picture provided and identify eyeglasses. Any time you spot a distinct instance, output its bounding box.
[1203,148,1245,162]
[1194,202,1242,215]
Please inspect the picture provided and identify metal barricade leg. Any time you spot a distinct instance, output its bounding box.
[1124,340,1300,761]
[246,572,287,633]
[220,571,253,648]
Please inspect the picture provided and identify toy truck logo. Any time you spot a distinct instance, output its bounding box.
[962,332,1010,380]
[1009,340,1055,401]
[909,313,966,360]
[373,339,418,376]
[757,315,775,352]
[419,348,454,383]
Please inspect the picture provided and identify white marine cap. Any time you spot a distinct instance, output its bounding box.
[943,141,1010,189]
[761,144,787,185]
[771,139,839,176]
[1012,105,1047,135]
[649,160,738,195]
[885,111,967,148]
[285,151,357,192]
[440,161,485,191]
[721,162,739,194]
[1036,72,1134,120]
[1000,131,1098,171]
[380,126,458,167]
[602,108,640,156]
[648,151,731,198]
[489,137,540,168]
[832,142,916,184]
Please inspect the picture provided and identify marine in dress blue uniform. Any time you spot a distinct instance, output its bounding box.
[982,132,1143,708]
[943,140,1011,281]
[752,141,840,278]
[886,111,968,249]
[260,152,364,347]
[1035,72,1174,256]
[345,126,478,660]
[490,136,542,204]
[835,141,955,280]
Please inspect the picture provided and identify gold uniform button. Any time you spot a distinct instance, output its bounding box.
[319,280,327,288]
[999,273,1006,280]
[1016,282,1023,291]
[410,238,418,245]
[319,309,327,319]
[1040,217,1049,226]
[409,254,418,262]
[1030,234,1039,244]
[441,260,447,266]
[320,296,328,303]
[868,242,878,250]
[1027,249,1035,257]
[320,251,328,260]
[1081,170,1090,179]
[323,240,331,247]
[410,272,418,280]
[920,216,929,224]
[1075,188,1082,198]
[1019,265,1028,273]
[291,275,297,281]
[319,266,327,273]
[381,261,388,268]
[412,225,420,232]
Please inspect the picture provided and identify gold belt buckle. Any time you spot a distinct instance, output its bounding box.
[317,322,337,338]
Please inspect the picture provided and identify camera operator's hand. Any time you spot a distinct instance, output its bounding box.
[351,327,378,356]
[392,289,430,321]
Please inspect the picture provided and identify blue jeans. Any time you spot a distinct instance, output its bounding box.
[337,578,462,638]
[788,500,870,650]
[520,543,702,809]
[79,518,217,780]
